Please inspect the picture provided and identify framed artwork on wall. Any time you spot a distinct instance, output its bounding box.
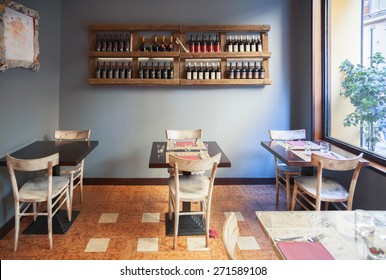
[0,1,39,72]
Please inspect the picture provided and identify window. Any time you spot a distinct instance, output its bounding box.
[324,0,386,164]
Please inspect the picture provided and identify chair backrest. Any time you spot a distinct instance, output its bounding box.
[222,212,239,260]
[168,153,221,173]
[6,153,59,200]
[54,129,91,141]
[166,129,202,140]
[311,152,364,210]
[269,129,306,141]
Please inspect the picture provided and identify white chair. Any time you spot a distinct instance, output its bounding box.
[54,129,90,204]
[222,212,239,260]
[6,153,71,251]
[291,152,363,211]
[269,129,306,210]
[168,153,221,249]
[166,129,202,142]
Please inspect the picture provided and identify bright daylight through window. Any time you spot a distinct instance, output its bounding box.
[326,0,386,162]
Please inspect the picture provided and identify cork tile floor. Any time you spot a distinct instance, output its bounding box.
[0,184,287,260]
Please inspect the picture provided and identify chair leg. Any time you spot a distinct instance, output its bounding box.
[80,173,84,203]
[205,203,211,248]
[275,171,280,205]
[291,182,299,211]
[66,186,72,222]
[48,207,53,250]
[168,194,173,221]
[69,173,74,211]
[14,209,20,251]
[33,202,37,221]
[173,205,179,250]
[285,174,291,211]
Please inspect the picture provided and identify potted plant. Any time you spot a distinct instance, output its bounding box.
[339,52,386,152]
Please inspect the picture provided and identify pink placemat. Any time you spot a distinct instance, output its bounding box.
[277,242,334,260]
[287,141,305,147]
[176,141,195,147]
[179,155,200,160]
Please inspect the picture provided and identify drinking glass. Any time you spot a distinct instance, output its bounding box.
[320,141,330,153]
[365,234,386,260]
[355,209,375,237]
[304,141,312,156]
[157,144,165,154]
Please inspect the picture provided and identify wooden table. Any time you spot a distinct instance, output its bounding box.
[256,210,386,260]
[0,140,99,234]
[149,141,231,236]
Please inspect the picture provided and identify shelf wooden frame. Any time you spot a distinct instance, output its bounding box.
[88,24,272,86]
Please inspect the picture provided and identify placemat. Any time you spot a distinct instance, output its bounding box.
[167,139,206,151]
[277,241,335,260]
[165,151,210,163]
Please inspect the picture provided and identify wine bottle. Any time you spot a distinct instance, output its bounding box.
[235,62,241,79]
[126,62,132,79]
[201,35,207,52]
[107,61,113,79]
[245,36,251,52]
[138,62,144,79]
[241,62,247,79]
[113,61,120,78]
[204,62,210,79]
[186,62,192,80]
[239,36,245,52]
[156,62,162,79]
[198,62,204,80]
[192,62,198,79]
[207,35,213,52]
[257,35,263,52]
[252,61,259,79]
[139,36,147,52]
[210,62,216,80]
[112,34,118,52]
[152,35,159,52]
[247,62,253,79]
[150,62,156,79]
[216,62,222,79]
[258,61,265,79]
[214,34,220,52]
[107,34,113,52]
[101,34,107,52]
[167,35,175,51]
[227,35,233,52]
[95,61,101,78]
[124,34,130,52]
[144,62,150,79]
[96,34,101,52]
[194,35,201,52]
[168,62,174,79]
[228,63,234,79]
[233,36,239,52]
[189,35,195,53]
[251,35,257,52]
[101,61,107,79]
[118,34,124,52]
[159,36,167,51]
[162,62,168,79]
[119,61,125,79]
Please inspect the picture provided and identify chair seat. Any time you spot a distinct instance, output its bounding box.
[277,163,302,174]
[295,176,349,201]
[20,176,69,202]
[60,164,82,175]
[168,175,209,201]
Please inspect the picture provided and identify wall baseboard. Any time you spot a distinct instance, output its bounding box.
[83,177,275,185]
[0,177,275,239]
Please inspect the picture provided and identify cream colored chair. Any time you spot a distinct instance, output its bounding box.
[168,153,221,249]
[54,129,90,204]
[6,153,71,251]
[291,152,363,211]
[269,129,306,210]
[222,212,239,260]
[166,129,202,142]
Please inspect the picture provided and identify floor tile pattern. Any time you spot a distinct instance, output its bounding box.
[0,184,287,260]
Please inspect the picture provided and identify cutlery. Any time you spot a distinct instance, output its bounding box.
[275,233,325,243]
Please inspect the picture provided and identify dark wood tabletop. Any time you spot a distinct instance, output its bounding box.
[0,140,99,166]
[261,140,369,167]
[149,141,231,168]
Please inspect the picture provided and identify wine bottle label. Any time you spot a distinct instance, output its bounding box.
[211,72,216,80]
[187,72,192,80]
[247,71,253,79]
[126,69,132,79]
[228,72,234,79]
[204,72,210,80]
[258,45,263,52]
[239,44,244,52]
[235,72,240,79]
[227,45,233,52]
[198,72,203,80]
[251,44,256,52]
[216,72,221,79]
[245,44,251,52]
[193,72,198,79]
[95,69,101,79]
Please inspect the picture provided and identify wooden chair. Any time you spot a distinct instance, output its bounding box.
[166,129,202,141]
[6,153,71,251]
[54,129,90,204]
[222,212,239,260]
[269,129,306,210]
[168,153,221,249]
[291,152,363,211]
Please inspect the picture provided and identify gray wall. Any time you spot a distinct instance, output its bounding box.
[0,0,62,227]
[59,0,311,179]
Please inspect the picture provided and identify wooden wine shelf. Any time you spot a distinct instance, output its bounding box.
[88,24,272,86]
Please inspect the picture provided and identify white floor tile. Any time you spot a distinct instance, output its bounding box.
[237,236,261,250]
[224,211,245,221]
[137,238,159,252]
[98,213,119,223]
[187,237,210,251]
[84,238,110,252]
[142,213,160,223]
